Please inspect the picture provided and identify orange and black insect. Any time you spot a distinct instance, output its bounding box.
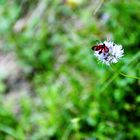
[92,43,109,54]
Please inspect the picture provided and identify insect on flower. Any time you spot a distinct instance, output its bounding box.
[92,43,109,54]
[92,40,124,65]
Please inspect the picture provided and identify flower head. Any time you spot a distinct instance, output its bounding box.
[93,40,124,65]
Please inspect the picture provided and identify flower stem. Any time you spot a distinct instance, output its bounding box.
[118,71,140,80]
[111,66,140,80]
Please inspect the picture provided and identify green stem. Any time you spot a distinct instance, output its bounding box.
[111,66,140,80]
[99,51,140,93]
[119,71,140,80]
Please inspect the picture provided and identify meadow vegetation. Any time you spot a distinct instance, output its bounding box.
[0,0,140,139]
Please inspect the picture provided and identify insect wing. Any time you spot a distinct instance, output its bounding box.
[103,46,109,53]
[91,46,97,50]
[94,45,102,51]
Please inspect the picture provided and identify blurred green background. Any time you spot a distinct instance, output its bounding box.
[0,0,140,139]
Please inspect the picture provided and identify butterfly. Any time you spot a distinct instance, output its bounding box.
[91,43,109,54]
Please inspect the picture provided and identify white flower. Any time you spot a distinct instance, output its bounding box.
[94,40,124,65]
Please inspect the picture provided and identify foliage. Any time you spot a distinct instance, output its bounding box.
[0,0,140,139]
